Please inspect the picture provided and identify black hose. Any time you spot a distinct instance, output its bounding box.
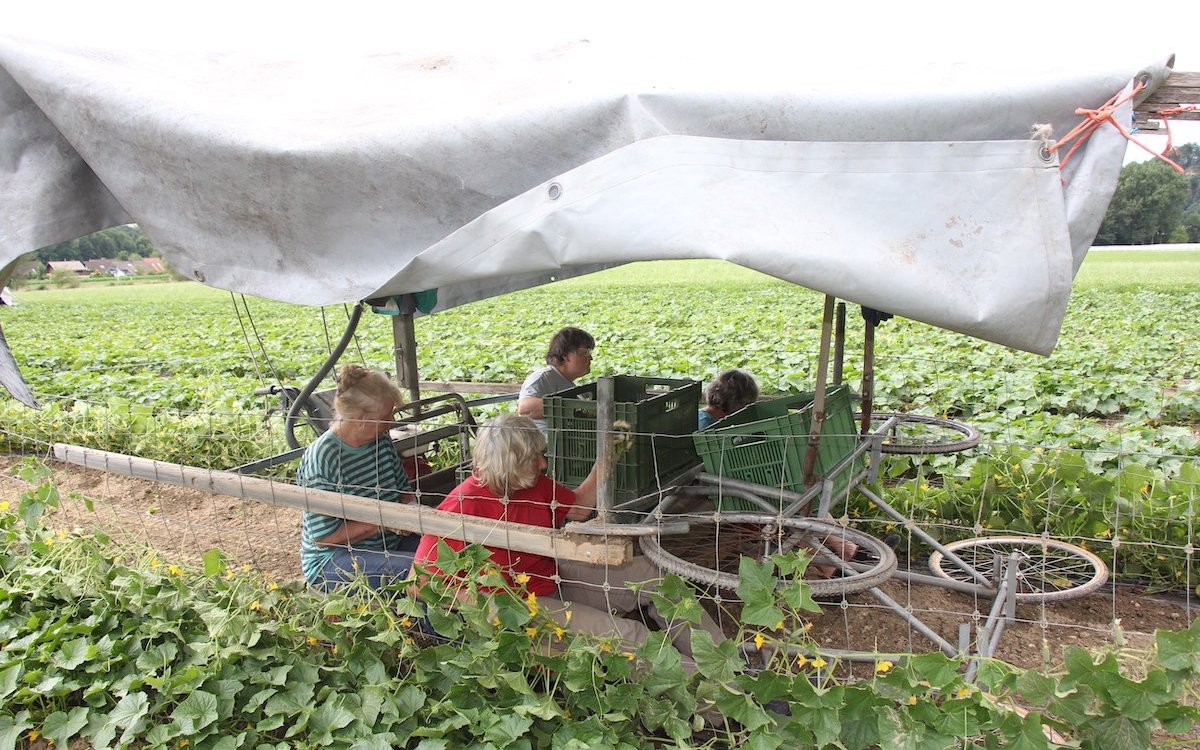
[285,303,364,449]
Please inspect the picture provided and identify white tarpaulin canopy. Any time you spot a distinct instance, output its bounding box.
[0,15,1178,411]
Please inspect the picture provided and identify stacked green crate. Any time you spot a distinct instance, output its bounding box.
[692,385,863,511]
[545,376,701,504]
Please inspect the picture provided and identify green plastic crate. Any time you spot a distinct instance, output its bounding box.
[692,385,863,511]
[546,376,701,504]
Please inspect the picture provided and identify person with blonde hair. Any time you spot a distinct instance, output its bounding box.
[298,364,419,592]
[413,412,727,660]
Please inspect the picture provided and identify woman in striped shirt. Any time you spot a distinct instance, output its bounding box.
[297,364,419,592]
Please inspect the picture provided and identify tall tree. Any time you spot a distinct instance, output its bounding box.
[1095,160,1190,245]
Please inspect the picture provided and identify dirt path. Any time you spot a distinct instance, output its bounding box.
[3,454,1194,672]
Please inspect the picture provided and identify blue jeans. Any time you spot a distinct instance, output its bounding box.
[313,535,420,593]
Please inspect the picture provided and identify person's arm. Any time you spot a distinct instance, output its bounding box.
[517,395,544,420]
[564,461,601,522]
[313,519,383,546]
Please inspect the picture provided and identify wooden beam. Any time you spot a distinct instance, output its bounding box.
[52,443,632,565]
[417,381,522,396]
[1135,70,1200,123]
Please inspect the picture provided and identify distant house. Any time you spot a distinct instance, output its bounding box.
[84,258,138,276]
[46,260,89,276]
[136,257,165,274]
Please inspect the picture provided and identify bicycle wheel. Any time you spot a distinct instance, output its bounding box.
[928,536,1108,603]
[861,412,980,455]
[640,499,896,597]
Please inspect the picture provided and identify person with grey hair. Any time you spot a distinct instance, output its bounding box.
[699,368,760,429]
[413,412,727,660]
[297,364,419,592]
[517,326,595,434]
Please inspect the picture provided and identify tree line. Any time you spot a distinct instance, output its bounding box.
[32,224,158,263]
[1095,142,1200,245]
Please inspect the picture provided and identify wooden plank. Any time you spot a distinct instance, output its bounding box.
[418,381,522,396]
[1135,71,1200,121]
[52,443,632,565]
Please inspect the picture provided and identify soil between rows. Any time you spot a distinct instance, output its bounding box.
[2,455,1194,672]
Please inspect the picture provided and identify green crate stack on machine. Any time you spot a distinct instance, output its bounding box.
[692,384,863,512]
[545,376,702,507]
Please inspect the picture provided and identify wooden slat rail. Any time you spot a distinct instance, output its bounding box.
[418,381,521,396]
[1135,70,1200,125]
[52,443,632,565]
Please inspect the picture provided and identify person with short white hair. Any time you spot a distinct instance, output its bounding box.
[414,412,727,659]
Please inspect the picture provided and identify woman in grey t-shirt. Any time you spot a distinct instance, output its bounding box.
[517,326,594,434]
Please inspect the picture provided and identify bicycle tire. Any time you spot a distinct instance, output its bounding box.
[928,536,1108,603]
[640,497,896,597]
[861,412,981,455]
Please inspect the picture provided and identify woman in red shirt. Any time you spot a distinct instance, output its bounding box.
[413,413,726,659]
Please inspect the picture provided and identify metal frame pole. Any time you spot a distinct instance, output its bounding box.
[859,313,876,436]
[392,313,421,410]
[802,295,836,488]
[833,302,846,386]
[595,376,615,523]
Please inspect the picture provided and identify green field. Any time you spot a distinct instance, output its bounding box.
[3,253,1200,748]
[2,251,1199,585]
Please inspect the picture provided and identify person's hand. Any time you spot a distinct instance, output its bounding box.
[609,419,634,460]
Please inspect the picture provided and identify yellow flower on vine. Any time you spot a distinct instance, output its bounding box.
[754,633,766,650]
[599,641,613,654]
[525,626,539,637]
[167,564,183,576]
[28,730,39,742]
[955,686,972,699]
[906,694,918,705]
[875,660,893,674]
[399,616,413,628]
[267,582,279,591]
[526,592,539,616]
[553,625,565,640]
[623,651,635,662]
[795,654,808,668]
[306,636,318,646]
[0,501,9,512]
[811,657,827,670]
[224,569,235,580]
[248,600,262,611]
[515,573,531,585]
[774,620,784,631]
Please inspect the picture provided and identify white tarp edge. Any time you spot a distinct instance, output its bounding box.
[409,136,1073,354]
[0,30,1176,379]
